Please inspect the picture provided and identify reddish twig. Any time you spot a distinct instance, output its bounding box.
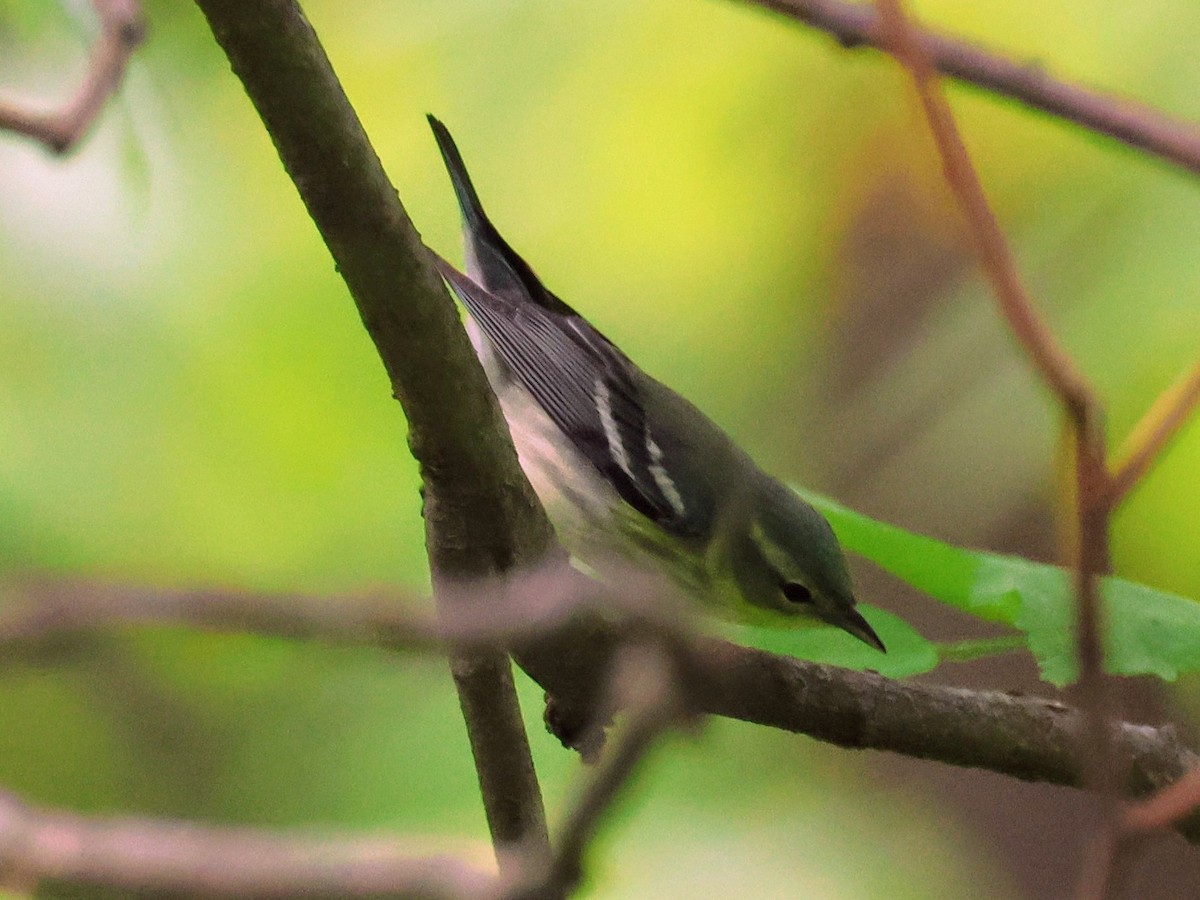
[1123,768,1200,840]
[1123,766,1200,833]
[743,0,1200,178]
[1079,766,1200,898]
[0,0,146,154]
[1109,361,1200,503]
[870,0,1094,418]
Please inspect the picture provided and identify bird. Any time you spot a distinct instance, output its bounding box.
[426,115,884,652]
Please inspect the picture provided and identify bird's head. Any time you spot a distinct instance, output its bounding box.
[729,479,885,652]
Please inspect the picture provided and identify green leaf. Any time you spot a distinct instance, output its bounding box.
[802,490,1200,685]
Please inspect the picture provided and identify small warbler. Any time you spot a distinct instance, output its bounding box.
[428,115,883,652]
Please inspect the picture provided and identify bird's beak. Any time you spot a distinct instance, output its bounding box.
[841,607,886,653]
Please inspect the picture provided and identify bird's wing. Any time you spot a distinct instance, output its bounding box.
[435,258,708,537]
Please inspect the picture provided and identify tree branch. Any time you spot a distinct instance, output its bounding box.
[190,0,556,868]
[873,0,1117,825]
[0,790,499,898]
[0,0,145,154]
[864,2,1200,892]
[741,0,1200,177]
[6,578,1199,846]
[701,643,1197,834]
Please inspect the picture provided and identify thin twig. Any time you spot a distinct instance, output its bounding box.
[0,790,499,898]
[753,8,1200,866]
[869,0,1121,892]
[0,0,146,154]
[1123,767,1200,833]
[1079,766,1200,898]
[870,0,1094,419]
[533,646,686,898]
[1109,361,1200,502]
[742,0,1200,177]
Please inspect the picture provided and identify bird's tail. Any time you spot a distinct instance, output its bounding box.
[427,115,575,316]
[427,114,491,233]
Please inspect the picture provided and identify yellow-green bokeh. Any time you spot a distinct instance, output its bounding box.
[1,1,1198,896]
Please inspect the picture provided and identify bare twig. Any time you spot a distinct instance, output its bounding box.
[1109,361,1200,502]
[0,790,499,898]
[0,0,145,154]
[742,0,1200,177]
[533,646,687,898]
[1077,767,1200,899]
[870,0,1125,892]
[191,0,554,868]
[1124,767,1200,833]
[756,15,1200,876]
[870,0,1094,419]
[1079,765,1200,899]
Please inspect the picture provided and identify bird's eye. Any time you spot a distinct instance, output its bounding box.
[782,582,814,604]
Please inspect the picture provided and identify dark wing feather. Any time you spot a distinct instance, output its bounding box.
[436,259,704,536]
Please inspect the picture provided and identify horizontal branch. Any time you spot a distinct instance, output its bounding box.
[699,642,1197,837]
[0,791,498,898]
[6,578,1199,844]
[0,565,670,654]
[744,0,1200,177]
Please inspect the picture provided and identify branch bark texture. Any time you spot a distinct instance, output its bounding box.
[7,579,1198,845]
[191,0,555,865]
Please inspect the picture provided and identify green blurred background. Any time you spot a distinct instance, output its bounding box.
[1,0,1199,896]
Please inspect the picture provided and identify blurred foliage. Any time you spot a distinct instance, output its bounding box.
[1,0,1198,897]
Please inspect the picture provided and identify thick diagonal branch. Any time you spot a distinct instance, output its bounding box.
[191,0,556,867]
